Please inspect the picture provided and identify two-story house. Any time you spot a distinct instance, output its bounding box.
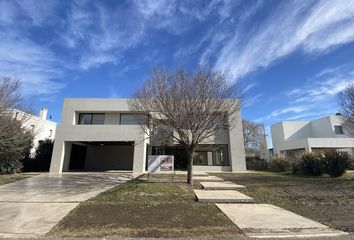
[49,98,246,174]
[271,115,354,158]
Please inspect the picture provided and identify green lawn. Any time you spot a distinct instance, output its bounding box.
[213,171,354,232]
[0,173,33,186]
[49,175,243,238]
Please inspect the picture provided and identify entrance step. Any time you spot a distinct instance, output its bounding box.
[216,204,347,238]
[194,190,254,203]
[193,176,223,182]
[174,171,208,176]
[200,181,245,190]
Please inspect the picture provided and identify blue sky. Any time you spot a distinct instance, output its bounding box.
[1,0,354,136]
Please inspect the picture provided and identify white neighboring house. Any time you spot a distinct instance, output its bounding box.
[10,108,57,154]
[271,115,354,158]
[49,98,246,174]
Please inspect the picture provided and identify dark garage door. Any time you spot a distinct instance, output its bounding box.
[69,142,134,171]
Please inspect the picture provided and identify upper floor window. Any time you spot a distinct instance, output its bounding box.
[334,125,344,135]
[78,113,105,125]
[49,130,53,138]
[120,113,146,125]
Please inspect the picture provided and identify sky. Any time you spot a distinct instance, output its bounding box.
[1,0,354,138]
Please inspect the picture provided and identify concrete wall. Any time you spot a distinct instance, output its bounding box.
[85,145,134,170]
[271,115,354,155]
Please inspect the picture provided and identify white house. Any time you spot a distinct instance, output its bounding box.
[271,115,354,158]
[10,108,57,153]
[49,98,246,174]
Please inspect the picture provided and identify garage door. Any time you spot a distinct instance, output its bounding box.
[69,142,134,171]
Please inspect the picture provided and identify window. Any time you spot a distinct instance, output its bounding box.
[194,152,210,165]
[193,145,229,166]
[78,113,105,125]
[334,125,344,134]
[49,130,53,138]
[120,113,146,125]
[30,125,35,132]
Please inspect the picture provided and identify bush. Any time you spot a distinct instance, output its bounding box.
[296,152,324,176]
[22,139,54,172]
[270,155,290,172]
[0,155,23,174]
[322,149,350,177]
[246,156,268,170]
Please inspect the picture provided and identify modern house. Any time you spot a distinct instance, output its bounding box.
[271,115,354,158]
[9,108,57,154]
[49,98,246,174]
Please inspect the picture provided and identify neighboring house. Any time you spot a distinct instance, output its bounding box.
[9,108,57,154]
[49,98,246,174]
[271,115,354,158]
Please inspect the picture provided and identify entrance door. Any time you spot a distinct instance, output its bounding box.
[165,146,187,170]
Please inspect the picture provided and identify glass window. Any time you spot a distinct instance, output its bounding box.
[193,152,213,166]
[78,113,105,125]
[49,130,53,138]
[120,113,146,125]
[92,114,105,124]
[334,125,344,134]
[214,146,229,166]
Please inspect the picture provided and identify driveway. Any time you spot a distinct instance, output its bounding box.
[0,172,137,237]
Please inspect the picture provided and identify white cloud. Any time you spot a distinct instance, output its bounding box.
[258,65,354,124]
[212,0,354,81]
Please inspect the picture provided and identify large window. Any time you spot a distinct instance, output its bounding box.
[193,145,229,166]
[78,113,105,125]
[334,125,344,135]
[120,113,146,125]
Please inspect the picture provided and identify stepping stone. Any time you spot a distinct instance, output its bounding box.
[216,204,347,238]
[194,190,253,203]
[200,181,245,190]
[193,176,223,182]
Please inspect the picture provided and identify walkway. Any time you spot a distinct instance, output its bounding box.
[193,174,347,238]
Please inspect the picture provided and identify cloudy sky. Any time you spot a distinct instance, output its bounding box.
[1,0,354,134]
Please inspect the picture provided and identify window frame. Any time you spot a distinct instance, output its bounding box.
[78,113,105,125]
[334,125,344,135]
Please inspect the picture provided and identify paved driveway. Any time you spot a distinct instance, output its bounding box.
[0,172,137,237]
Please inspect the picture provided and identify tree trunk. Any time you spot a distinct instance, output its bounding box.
[187,148,194,185]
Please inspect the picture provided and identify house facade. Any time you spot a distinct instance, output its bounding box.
[9,108,57,154]
[271,115,354,158]
[49,98,246,173]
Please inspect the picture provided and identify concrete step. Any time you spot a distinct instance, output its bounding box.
[216,203,348,238]
[200,181,245,190]
[193,176,224,182]
[194,190,254,203]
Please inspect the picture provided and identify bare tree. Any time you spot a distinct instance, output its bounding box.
[129,67,242,184]
[242,119,266,157]
[0,77,33,174]
[338,83,354,131]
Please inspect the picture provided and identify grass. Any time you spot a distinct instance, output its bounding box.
[213,171,354,232]
[49,174,243,238]
[0,173,33,186]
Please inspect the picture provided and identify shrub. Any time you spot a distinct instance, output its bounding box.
[246,156,268,170]
[322,149,350,177]
[0,155,23,174]
[22,139,54,172]
[296,151,324,176]
[270,155,290,172]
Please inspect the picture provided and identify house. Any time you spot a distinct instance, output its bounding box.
[49,98,246,173]
[9,108,57,154]
[271,115,354,158]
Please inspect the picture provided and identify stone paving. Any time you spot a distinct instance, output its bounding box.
[0,172,136,237]
[194,174,348,239]
[200,181,244,190]
[216,204,347,238]
[193,175,224,181]
[194,190,253,203]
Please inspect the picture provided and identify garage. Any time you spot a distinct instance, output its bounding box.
[68,141,134,171]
